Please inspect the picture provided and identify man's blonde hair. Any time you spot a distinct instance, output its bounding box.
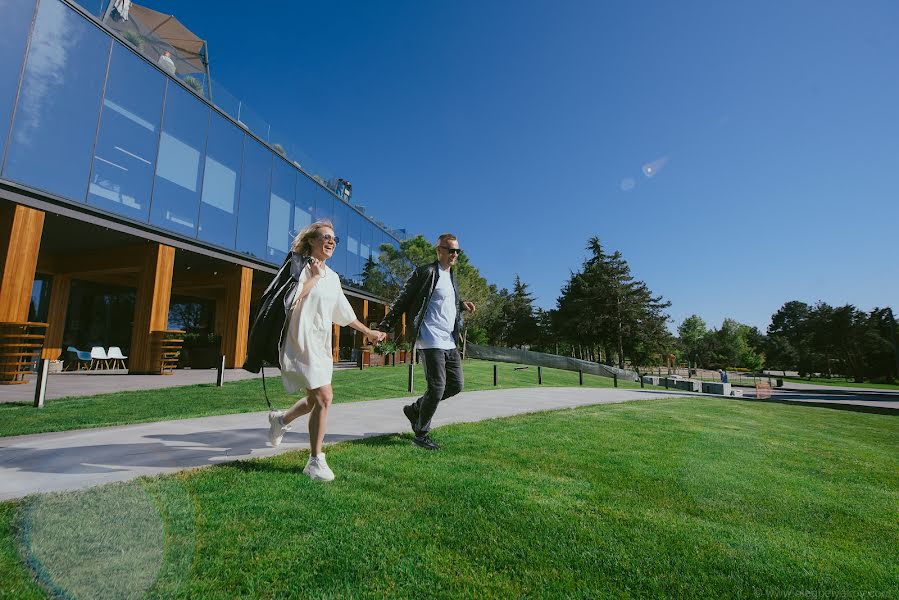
[292,220,334,255]
[435,233,457,247]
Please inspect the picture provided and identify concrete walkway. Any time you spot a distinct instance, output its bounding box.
[0,387,689,500]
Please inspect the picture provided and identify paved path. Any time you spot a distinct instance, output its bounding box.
[0,387,689,500]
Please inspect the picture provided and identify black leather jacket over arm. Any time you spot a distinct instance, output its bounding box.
[243,253,310,373]
[377,261,467,346]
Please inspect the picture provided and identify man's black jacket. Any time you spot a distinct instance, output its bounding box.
[378,261,467,346]
[243,253,310,373]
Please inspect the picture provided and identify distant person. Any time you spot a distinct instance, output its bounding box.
[264,221,386,481]
[378,233,475,450]
[719,369,729,383]
[157,51,176,76]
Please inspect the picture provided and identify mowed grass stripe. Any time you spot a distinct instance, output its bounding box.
[2,398,896,598]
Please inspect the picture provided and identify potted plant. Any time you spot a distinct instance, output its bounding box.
[372,339,397,367]
[121,30,144,50]
[182,75,205,96]
[398,341,412,364]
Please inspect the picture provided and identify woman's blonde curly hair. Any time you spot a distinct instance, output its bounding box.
[291,220,334,256]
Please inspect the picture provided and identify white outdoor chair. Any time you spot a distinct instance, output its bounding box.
[107,346,128,370]
[90,346,110,370]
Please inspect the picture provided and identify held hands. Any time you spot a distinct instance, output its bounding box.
[366,329,387,344]
[462,301,476,314]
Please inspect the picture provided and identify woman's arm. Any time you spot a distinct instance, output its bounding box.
[348,320,387,344]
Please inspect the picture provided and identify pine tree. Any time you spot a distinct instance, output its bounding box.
[502,275,539,348]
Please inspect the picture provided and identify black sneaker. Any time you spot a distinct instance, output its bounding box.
[412,434,439,451]
[403,404,419,434]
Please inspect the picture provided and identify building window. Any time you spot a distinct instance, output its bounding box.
[197,113,242,249]
[150,82,209,236]
[87,42,165,222]
[4,0,110,202]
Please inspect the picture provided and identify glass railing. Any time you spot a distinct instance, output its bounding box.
[87,0,407,242]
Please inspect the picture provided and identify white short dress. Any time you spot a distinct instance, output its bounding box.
[280,263,356,393]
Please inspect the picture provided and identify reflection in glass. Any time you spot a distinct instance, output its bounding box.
[268,160,295,263]
[4,0,110,202]
[293,174,317,238]
[235,138,272,260]
[328,200,350,277]
[0,0,36,163]
[87,43,164,221]
[198,113,243,249]
[150,83,209,236]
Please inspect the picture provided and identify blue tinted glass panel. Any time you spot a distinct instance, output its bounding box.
[267,159,295,263]
[235,138,271,260]
[4,0,109,201]
[329,200,350,277]
[198,113,242,249]
[312,184,333,224]
[87,43,164,221]
[0,0,35,163]
[346,212,363,283]
[293,174,316,237]
[150,83,209,236]
[360,222,373,265]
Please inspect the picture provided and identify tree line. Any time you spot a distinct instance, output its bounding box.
[361,235,898,383]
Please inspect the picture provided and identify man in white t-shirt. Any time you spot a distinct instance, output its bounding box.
[378,233,476,450]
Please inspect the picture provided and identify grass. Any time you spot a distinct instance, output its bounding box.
[781,376,899,390]
[0,360,638,438]
[1,398,897,598]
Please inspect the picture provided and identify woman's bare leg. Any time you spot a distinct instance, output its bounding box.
[282,395,313,425]
[307,385,334,456]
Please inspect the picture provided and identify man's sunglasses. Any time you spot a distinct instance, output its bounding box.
[319,234,340,244]
[438,246,463,255]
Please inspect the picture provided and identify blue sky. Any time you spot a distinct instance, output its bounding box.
[142,0,899,332]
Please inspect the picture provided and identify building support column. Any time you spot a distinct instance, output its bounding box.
[129,243,175,374]
[332,323,340,362]
[42,274,71,360]
[221,266,253,368]
[0,205,45,322]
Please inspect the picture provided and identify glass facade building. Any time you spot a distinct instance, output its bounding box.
[0,0,401,287]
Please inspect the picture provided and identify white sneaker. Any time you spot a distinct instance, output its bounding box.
[303,453,335,481]
[267,410,291,447]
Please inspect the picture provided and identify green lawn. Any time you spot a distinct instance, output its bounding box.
[781,376,899,390]
[0,360,638,438]
[2,398,896,598]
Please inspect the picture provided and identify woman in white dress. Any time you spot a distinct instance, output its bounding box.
[267,221,386,481]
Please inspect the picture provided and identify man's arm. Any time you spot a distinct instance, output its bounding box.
[378,267,422,334]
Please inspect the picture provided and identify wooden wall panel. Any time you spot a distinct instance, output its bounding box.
[128,244,175,373]
[0,205,45,322]
[42,274,71,360]
[221,266,253,368]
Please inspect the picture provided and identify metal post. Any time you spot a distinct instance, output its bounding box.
[538,366,543,385]
[493,364,498,386]
[358,351,364,370]
[33,358,49,408]
[407,362,414,392]
[613,373,618,388]
[664,376,669,389]
[216,355,225,387]
[579,369,583,386]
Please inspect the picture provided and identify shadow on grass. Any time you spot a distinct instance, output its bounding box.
[225,433,413,474]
